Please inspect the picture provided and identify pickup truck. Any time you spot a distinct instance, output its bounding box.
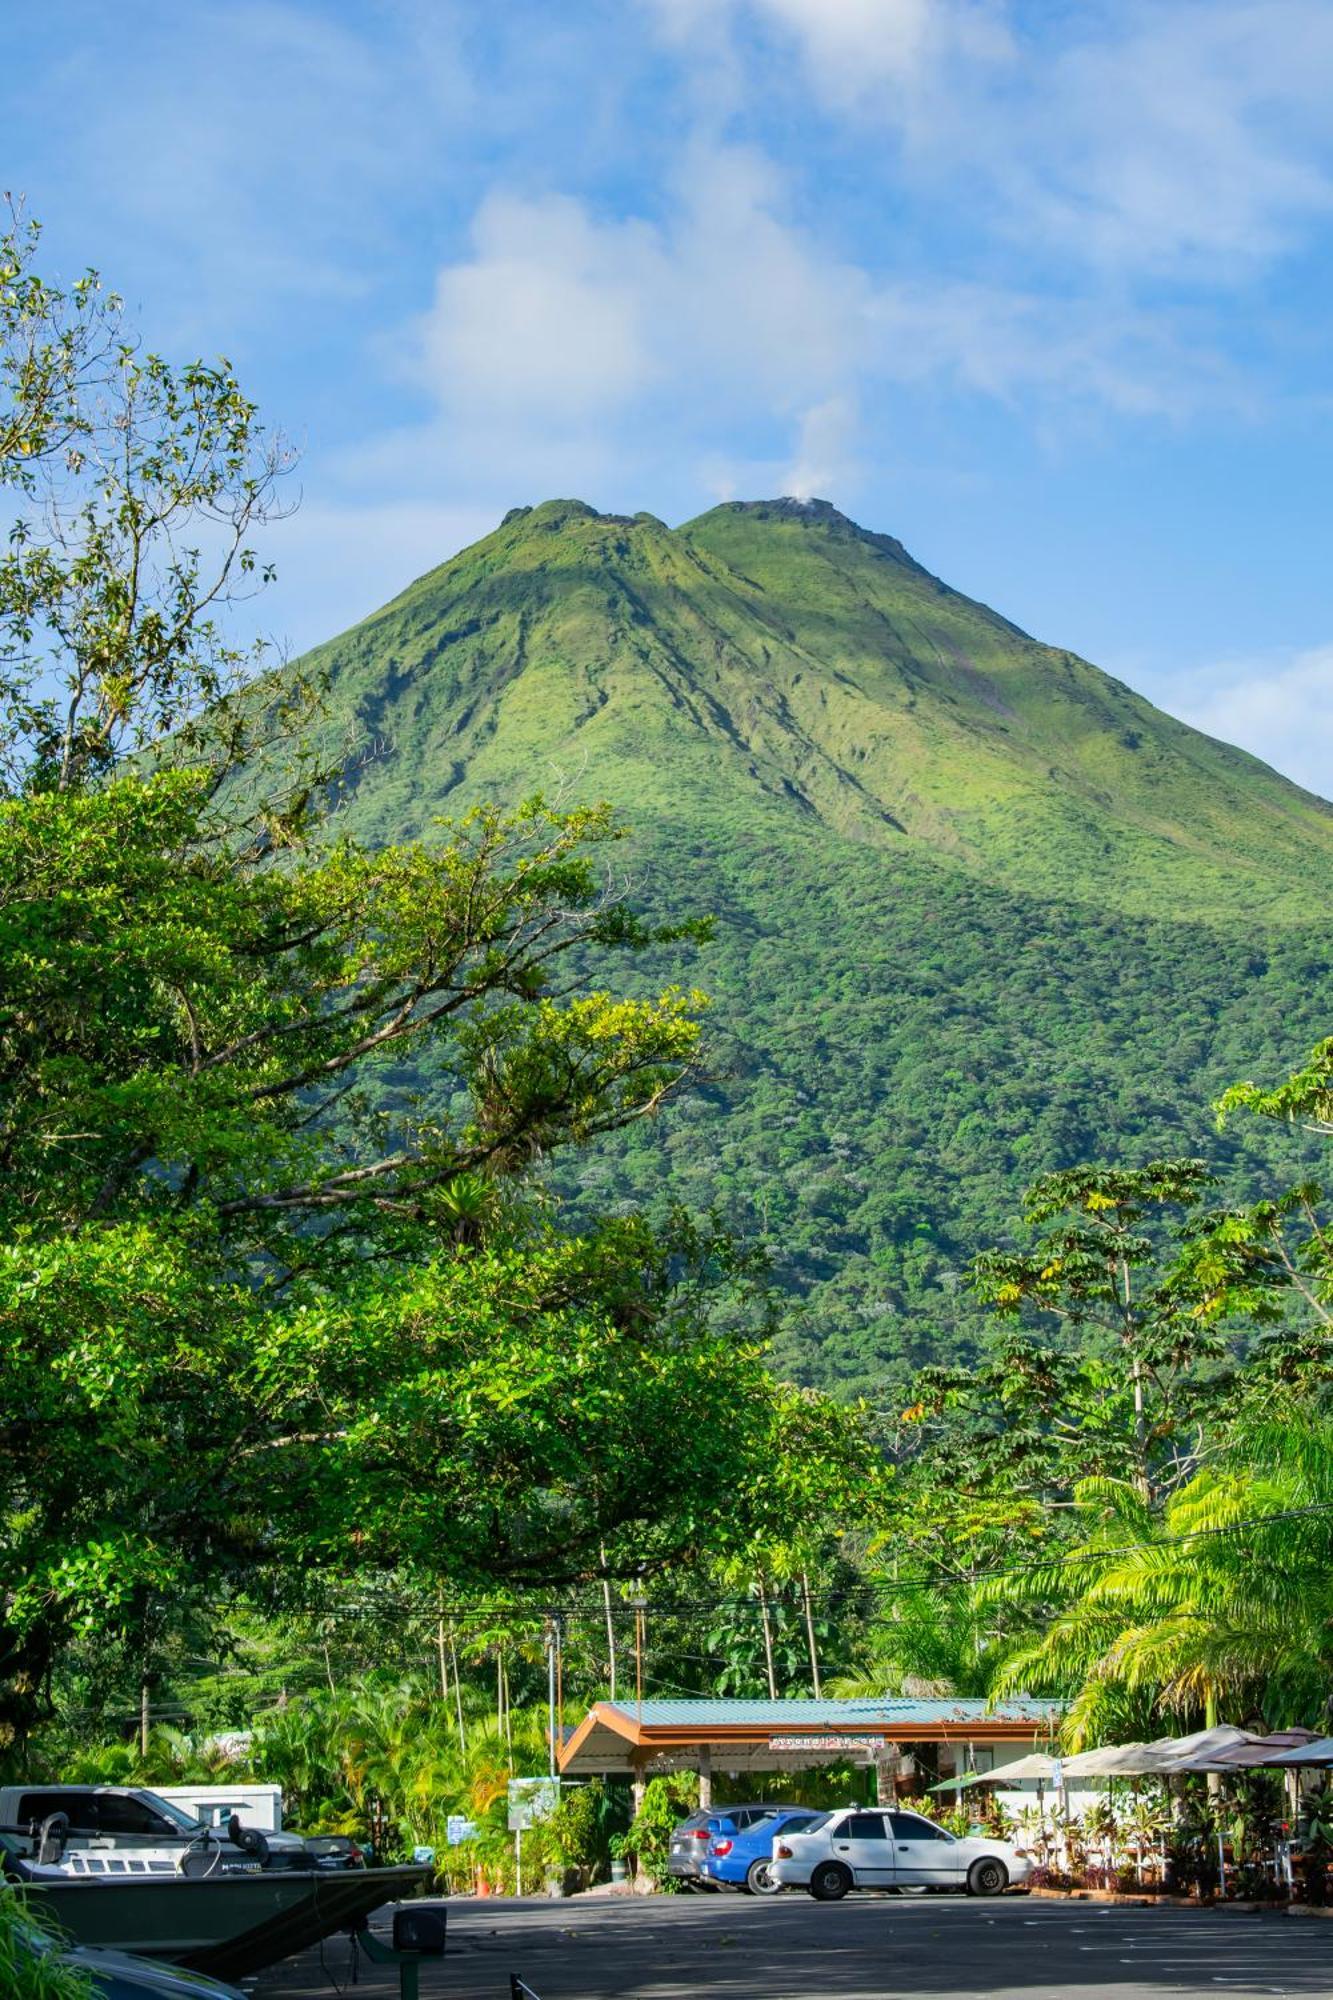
[0,1784,350,1873]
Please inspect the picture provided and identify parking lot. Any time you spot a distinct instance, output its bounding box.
[255,1891,1333,2000]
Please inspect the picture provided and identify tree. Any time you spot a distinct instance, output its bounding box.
[0,201,303,794]
[978,1417,1333,1743]
[966,1162,1224,1502]
[966,1041,1333,1741]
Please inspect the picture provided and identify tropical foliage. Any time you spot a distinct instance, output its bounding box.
[0,1890,90,2000]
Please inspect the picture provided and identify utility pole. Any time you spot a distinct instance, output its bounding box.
[600,1544,617,1701]
[801,1570,822,1698]
[758,1576,777,1700]
[450,1632,466,1753]
[545,1619,559,1779]
[555,1616,564,1755]
[631,1596,647,1720]
[436,1592,449,1702]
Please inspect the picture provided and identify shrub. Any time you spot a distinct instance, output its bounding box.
[548,1779,628,1886]
[0,1894,93,2000]
[625,1775,699,1891]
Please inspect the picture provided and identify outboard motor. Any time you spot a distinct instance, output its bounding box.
[227,1814,271,1867]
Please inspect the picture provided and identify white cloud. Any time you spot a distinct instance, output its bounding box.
[1001,3,1333,280]
[378,139,1236,520]
[387,146,876,502]
[21,1,478,343]
[663,0,1333,285]
[866,281,1242,420]
[415,194,656,420]
[648,0,1006,107]
[782,395,862,498]
[1143,643,1333,800]
[743,0,935,96]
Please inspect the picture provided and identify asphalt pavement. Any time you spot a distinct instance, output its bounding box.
[252,1891,1333,2000]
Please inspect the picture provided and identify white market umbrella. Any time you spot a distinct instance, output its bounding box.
[1058,1742,1157,1777]
[1057,1731,1255,1777]
[987,1754,1061,1783]
[1194,1728,1325,1770]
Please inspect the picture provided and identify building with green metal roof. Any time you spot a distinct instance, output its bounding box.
[559,1696,1062,1807]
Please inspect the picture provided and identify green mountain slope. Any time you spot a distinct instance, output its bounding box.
[292,498,1333,1390]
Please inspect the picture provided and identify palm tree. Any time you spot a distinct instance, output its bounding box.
[977,1418,1333,1742]
[827,1585,991,1700]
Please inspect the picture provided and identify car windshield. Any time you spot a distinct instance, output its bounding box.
[788,1813,828,1833]
[139,1791,206,1834]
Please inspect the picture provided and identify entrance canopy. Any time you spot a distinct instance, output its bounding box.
[558,1698,1061,1779]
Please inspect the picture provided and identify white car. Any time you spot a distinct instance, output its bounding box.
[770,1805,1030,1900]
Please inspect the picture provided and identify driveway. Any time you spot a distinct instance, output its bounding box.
[254,1891,1333,2000]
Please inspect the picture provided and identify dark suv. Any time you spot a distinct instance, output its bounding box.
[668,1805,792,1887]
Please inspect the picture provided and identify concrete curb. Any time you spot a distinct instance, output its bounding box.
[1030,1886,1333,1916]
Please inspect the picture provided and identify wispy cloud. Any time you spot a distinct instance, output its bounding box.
[358,145,877,508]
[661,0,1333,284]
[1142,643,1333,800]
[363,138,1244,523]
[12,0,1331,768]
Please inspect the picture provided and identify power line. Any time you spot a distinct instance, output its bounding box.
[197,1498,1333,1630]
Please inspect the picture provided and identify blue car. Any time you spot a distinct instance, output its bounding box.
[701,1806,828,1896]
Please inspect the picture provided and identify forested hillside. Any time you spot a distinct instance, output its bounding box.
[283,498,1333,1392]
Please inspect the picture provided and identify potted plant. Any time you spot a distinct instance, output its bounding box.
[608,1833,630,1886]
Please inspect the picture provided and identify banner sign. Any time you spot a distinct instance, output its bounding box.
[769,1734,887,1752]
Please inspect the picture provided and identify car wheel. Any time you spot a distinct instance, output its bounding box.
[746,1858,782,1896]
[967,1857,1008,1897]
[809,1861,852,1902]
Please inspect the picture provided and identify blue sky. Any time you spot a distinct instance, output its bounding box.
[7,0,1333,792]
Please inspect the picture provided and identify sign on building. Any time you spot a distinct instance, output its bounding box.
[768,1734,884,1753]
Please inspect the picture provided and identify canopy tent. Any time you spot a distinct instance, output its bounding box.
[1060,1727,1258,1779]
[1193,1728,1324,1770]
[1269,1735,1333,1767]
